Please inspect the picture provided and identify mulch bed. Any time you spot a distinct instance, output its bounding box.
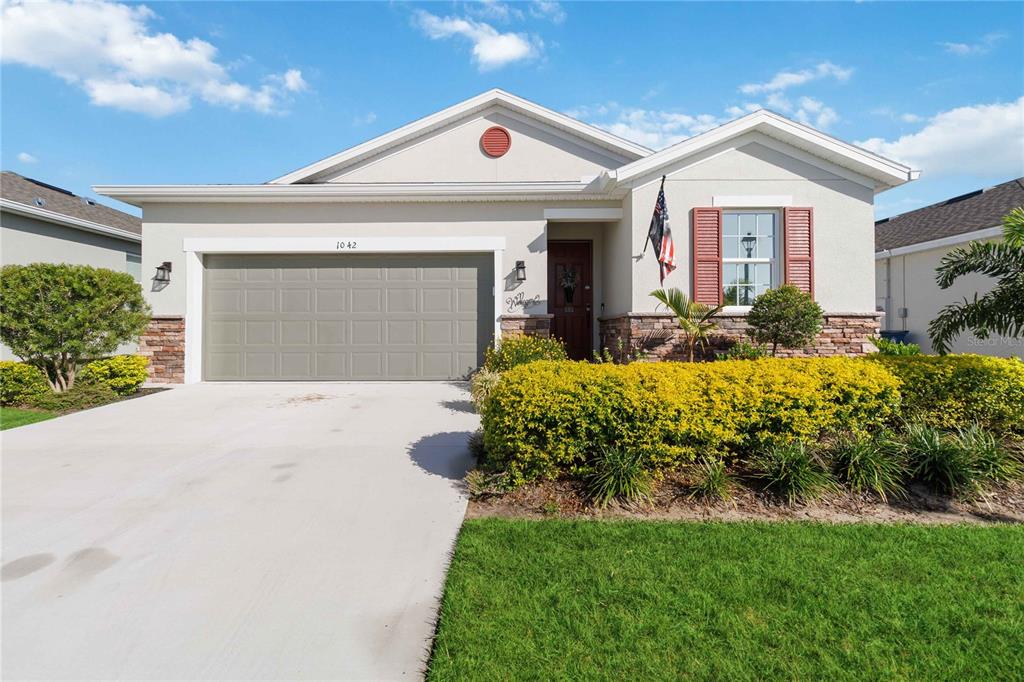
[467,473,1024,525]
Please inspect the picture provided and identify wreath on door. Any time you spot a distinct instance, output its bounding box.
[559,267,578,304]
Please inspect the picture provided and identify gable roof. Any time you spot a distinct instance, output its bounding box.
[875,177,1024,252]
[1,171,141,240]
[607,110,917,193]
[269,89,652,184]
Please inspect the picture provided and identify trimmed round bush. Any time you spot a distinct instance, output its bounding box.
[79,355,149,396]
[870,355,1024,434]
[483,335,567,372]
[0,361,49,406]
[482,357,903,484]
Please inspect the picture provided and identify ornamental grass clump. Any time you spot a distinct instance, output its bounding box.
[953,424,1022,484]
[688,457,736,503]
[586,445,653,508]
[903,423,979,497]
[831,432,909,502]
[749,441,838,504]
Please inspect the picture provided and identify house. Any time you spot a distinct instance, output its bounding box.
[95,89,916,383]
[875,177,1024,357]
[1,171,143,360]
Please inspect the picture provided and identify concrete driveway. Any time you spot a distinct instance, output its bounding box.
[2,382,478,680]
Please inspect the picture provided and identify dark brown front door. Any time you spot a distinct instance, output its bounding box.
[548,240,593,360]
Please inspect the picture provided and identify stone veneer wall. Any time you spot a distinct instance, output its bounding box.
[139,315,185,383]
[500,314,554,338]
[599,312,881,361]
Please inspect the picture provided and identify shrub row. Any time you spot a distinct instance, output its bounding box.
[482,357,902,484]
[0,355,148,407]
[869,355,1024,434]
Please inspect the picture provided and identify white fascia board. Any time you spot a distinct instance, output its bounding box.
[0,198,141,242]
[182,236,506,254]
[94,181,611,207]
[612,110,916,192]
[268,89,651,185]
[543,208,623,221]
[875,226,1003,259]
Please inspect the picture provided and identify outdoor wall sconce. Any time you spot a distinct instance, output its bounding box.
[154,261,173,283]
[515,260,527,282]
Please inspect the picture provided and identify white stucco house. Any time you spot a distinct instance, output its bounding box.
[96,89,916,383]
[876,177,1024,357]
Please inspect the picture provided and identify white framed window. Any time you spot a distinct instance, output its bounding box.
[722,210,778,306]
[126,253,142,283]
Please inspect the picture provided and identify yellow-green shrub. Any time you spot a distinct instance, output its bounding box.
[482,358,902,484]
[0,361,49,406]
[483,335,567,372]
[79,355,149,395]
[870,355,1024,433]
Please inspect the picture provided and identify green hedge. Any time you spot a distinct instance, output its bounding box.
[482,358,902,484]
[80,355,149,396]
[870,355,1024,433]
[0,361,49,406]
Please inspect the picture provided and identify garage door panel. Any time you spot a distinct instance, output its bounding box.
[204,253,491,380]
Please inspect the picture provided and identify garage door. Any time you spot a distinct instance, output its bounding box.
[203,254,492,380]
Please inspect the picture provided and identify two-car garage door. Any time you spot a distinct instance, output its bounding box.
[203,254,492,380]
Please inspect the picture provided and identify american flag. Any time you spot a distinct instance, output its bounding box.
[647,177,676,283]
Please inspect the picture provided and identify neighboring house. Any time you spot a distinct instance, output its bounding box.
[1,171,143,360]
[875,178,1024,357]
[96,89,915,383]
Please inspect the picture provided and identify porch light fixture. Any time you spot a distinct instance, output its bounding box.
[154,261,173,283]
[515,260,527,282]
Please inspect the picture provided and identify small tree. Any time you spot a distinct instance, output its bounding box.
[928,206,1024,354]
[0,264,151,392]
[650,287,722,361]
[746,284,823,356]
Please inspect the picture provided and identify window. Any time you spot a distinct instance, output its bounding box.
[722,211,777,306]
[126,254,142,283]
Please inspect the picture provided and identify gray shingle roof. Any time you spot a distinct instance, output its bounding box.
[1,171,141,236]
[875,177,1024,252]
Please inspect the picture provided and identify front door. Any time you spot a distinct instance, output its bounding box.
[548,241,593,360]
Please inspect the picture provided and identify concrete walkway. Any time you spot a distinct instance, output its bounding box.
[2,382,478,680]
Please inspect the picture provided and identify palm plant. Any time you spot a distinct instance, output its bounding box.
[929,206,1024,354]
[650,287,723,361]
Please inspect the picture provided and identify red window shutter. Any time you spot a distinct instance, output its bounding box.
[784,207,814,296]
[691,207,722,305]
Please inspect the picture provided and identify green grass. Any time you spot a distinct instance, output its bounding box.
[0,407,56,430]
[429,519,1024,681]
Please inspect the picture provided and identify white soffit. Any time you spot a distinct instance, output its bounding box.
[269,89,652,185]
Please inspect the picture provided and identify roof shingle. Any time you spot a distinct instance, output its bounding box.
[1,171,141,236]
[875,177,1024,252]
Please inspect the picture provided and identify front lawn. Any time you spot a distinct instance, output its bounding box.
[0,407,56,430]
[429,519,1024,680]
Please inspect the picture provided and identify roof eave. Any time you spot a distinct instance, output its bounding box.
[0,198,141,242]
[94,181,625,206]
[267,89,652,185]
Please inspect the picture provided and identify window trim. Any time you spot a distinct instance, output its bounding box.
[720,208,781,309]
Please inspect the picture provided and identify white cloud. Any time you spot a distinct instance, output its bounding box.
[16,152,38,164]
[740,93,839,130]
[529,0,566,24]
[940,32,1006,56]
[567,102,728,150]
[413,9,541,71]
[0,0,309,116]
[353,111,377,126]
[857,97,1024,176]
[899,113,923,123]
[468,1,523,22]
[740,61,853,95]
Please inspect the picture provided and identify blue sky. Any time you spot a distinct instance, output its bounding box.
[2,1,1022,218]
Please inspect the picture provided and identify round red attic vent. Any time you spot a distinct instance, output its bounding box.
[481,126,511,157]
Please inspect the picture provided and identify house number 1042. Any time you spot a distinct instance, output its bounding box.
[336,240,357,250]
